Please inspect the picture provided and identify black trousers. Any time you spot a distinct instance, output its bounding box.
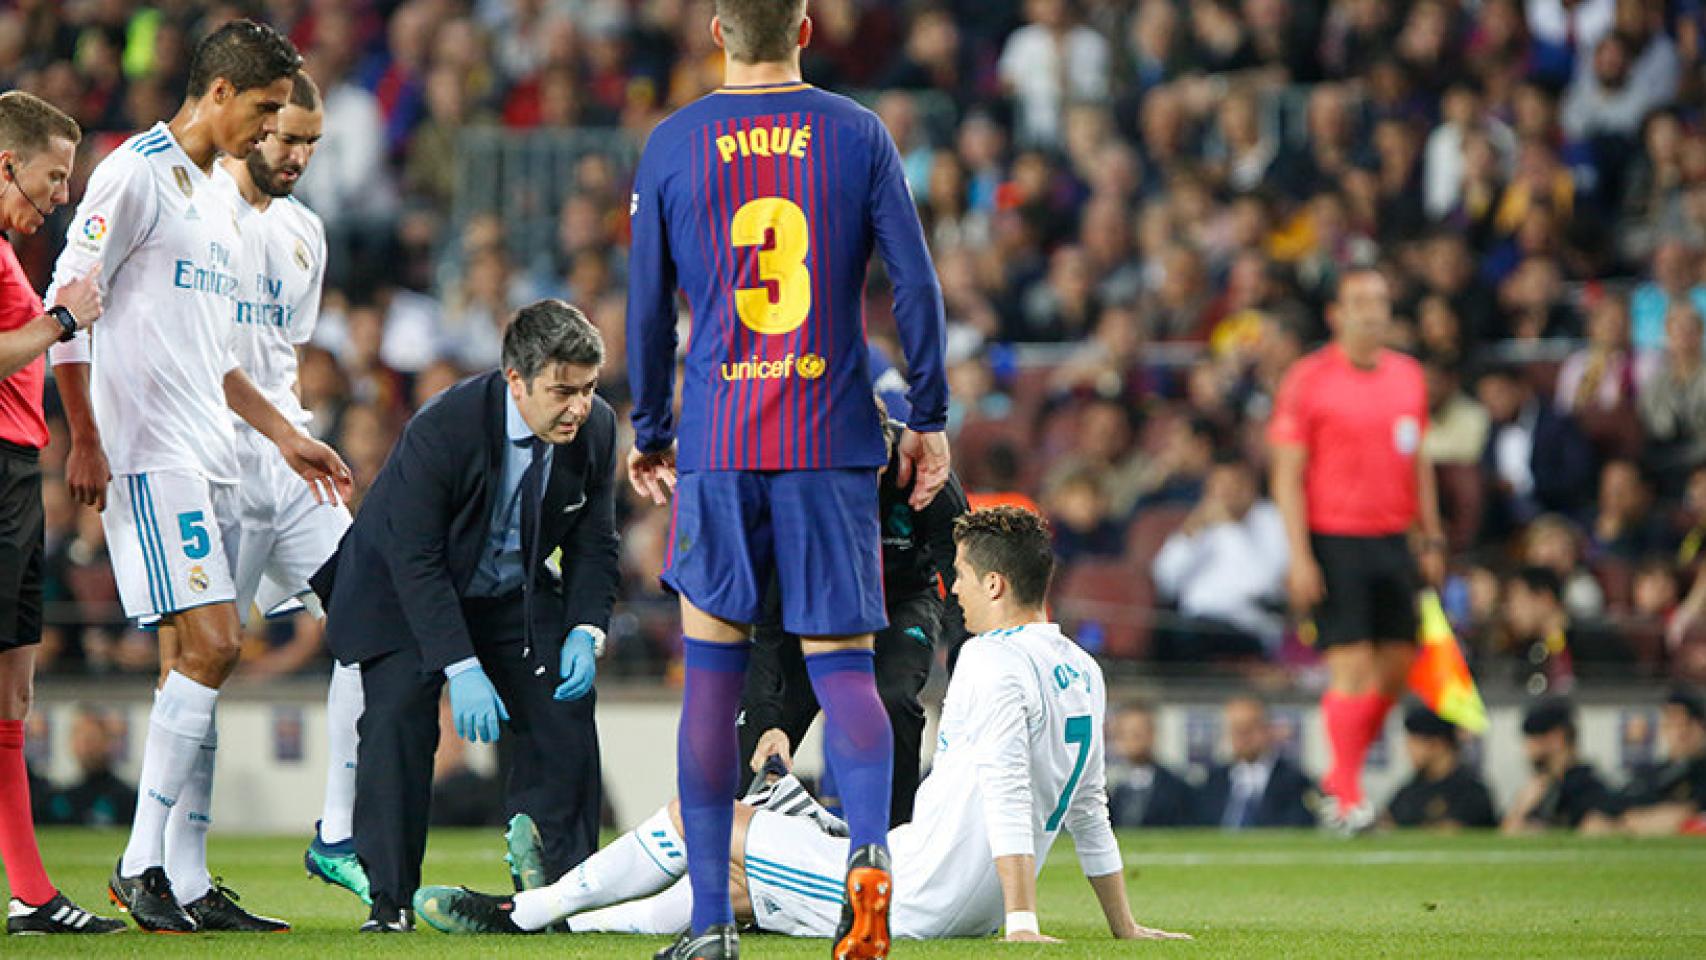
[738,592,940,826]
[353,593,602,909]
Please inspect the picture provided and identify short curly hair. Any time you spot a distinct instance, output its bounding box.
[952,506,1055,608]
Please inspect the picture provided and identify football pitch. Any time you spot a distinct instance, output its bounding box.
[8,829,1705,958]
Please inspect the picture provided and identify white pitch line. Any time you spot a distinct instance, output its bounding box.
[1124,848,1706,867]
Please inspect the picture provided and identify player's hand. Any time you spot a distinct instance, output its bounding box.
[554,627,598,701]
[750,728,794,775]
[281,432,354,505]
[897,428,950,511]
[447,666,509,743]
[1287,556,1326,612]
[627,444,677,505]
[1417,542,1448,589]
[1117,923,1192,941]
[51,263,102,328]
[1004,930,1061,943]
[65,441,110,510]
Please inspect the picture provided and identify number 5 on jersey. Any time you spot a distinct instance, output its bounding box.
[731,197,810,335]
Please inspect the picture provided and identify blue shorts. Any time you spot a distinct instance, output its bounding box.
[662,469,886,637]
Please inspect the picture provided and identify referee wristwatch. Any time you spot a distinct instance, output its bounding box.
[48,305,77,342]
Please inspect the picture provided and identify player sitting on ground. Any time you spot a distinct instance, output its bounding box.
[414,507,1189,945]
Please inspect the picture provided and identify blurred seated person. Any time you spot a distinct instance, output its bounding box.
[1503,563,1631,693]
[1195,697,1316,829]
[1421,357,1490,466]
[1151,455,1289,660]
[46,707,136,828]
[1554,293,1654,460]
[1106,702,1196,828]
[429,698,504,828]
[1044,469,1125,564]
[1134,416,1219,510]
[1478,365,1595,534]
[1502,697,1615,833]
[1583,687,1706,835]
[1382,706,1497,830]
[1589,459,1672,562]
[1638,305,1706,495]
[1523,515,1605,620]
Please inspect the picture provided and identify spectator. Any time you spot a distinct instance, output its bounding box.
[1195,697,1316,828]
[45,707,135,828]
[1501,566,1604,694]
[1421,357,1490,466]
[1555,293,1655,461]
[1639,306,1706,490]
[1478,365,1595,530]
[1562,33,1674,143]
[1044,469,1124,564]
[1589,459,1671,562]
[1423,80,1516,221]
[1629,239,1706,352]
[1523,515,1607,620]
[1106,703,1196,828]
[1502,697,1616,833]
[998,0,1111,148]
[1383,705,1497,830]
[1585,687,1706,834]
[1152,455,1289,659]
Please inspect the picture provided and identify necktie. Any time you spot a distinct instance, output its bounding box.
[519,437,547,645]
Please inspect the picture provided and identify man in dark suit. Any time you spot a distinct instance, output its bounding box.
[1195,697,1317,829]
[1106,702,1196,828]
[312,300,619,932]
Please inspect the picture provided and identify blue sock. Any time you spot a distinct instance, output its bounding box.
[678,638,749,933]
[805,648,893,854]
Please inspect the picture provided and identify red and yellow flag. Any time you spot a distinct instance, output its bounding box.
[1407,590,1489,734]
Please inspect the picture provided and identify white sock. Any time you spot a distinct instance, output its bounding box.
[567,876,693,935]
[164,709,217,904]
[121,671,218,877]
[319,661,363,844]
[510,806,686,932]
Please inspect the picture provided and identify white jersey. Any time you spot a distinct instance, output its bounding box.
[210,164,325,432]
[48,123,244,482]
[889,622,1121,938]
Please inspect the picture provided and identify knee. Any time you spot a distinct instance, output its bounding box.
[667,798,684,835]
[0,680,30,721]
[177,631,242,681]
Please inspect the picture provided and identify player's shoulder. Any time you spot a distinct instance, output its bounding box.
[1380,348,1425,382]
[91,132,162,182]
[957,625,1050,681]
[278,195,326,234]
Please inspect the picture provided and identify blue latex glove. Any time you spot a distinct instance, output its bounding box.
[447,666,509,743]
[555,628,598,701]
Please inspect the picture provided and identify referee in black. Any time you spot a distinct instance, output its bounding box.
[0,91,119,935]
[738,406,969,826]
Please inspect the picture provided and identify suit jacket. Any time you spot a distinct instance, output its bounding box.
[312,371,620,673]
[1108,762,1197,828]
[1195,754,1317,828]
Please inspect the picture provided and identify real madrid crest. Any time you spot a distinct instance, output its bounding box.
[187,565,209,593]
[172,166,193,198]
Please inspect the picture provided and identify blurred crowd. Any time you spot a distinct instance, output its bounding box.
[1104,687,1706,834]
[9,0,1706,687]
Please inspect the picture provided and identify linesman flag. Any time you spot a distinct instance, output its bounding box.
[1407,590,1489,734]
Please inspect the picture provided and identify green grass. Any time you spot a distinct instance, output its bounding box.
[8,829,1706,957]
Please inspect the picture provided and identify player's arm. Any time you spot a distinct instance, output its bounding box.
[1413,444,1446,586]
[624,135,680,505]
[1268,367,1320,610]
[376,415,482,673]
[0,272,98,381]
[919,469,970,643]
[963,652,1051,940]
[48,150,155,509]
[865,116,950,509]
[224,367,351,503]
[558,404,620,634]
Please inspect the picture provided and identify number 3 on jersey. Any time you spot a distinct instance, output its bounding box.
[731,197,810,335]
[1046,715,1093,832]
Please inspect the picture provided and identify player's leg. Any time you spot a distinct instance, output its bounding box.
[0,464,58,910]
[1314,535,1387,816]
[872,596,939,826]
[499,800,691,931]
[658,470,768,939]
[775,468,892,959]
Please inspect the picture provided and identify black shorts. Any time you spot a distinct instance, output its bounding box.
[0,441,43,650]
[1310,533,1418,648]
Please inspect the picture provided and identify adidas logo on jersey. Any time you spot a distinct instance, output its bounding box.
[185,205,200,221]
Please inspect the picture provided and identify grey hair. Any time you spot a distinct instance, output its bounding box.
[502,299,605,381]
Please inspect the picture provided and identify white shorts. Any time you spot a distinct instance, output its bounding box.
[104,470,241,620]
[233,429,351,623]
[743,809,850,938]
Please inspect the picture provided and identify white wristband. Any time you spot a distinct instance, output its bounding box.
[1005,911,1039,935]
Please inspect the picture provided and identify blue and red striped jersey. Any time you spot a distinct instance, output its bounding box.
[626,81,948,473]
